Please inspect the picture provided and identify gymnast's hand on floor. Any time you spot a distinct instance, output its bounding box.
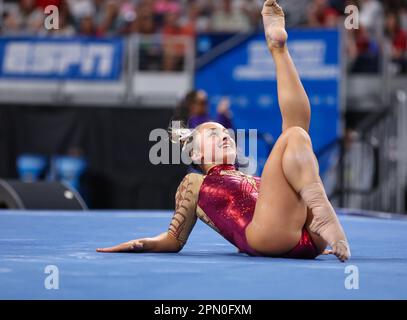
[96,239,147,253]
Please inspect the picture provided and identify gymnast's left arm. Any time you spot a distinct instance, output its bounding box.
[96,173,203,254]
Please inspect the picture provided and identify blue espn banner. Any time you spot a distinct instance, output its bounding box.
[196,29,342,176]
[0,37,124,80]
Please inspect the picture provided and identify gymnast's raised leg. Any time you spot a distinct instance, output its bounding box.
[245,0,350,262]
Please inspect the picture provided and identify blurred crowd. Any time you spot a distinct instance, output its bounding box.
[1,0,263,36]
[0,0,406,73]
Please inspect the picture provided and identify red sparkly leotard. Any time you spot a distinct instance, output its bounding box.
[168,164,319,259]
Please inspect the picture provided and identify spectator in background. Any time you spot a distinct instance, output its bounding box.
[349,26,381,73]
[50,13,75,36]
[129,1,159,71]
[78,15,96,36]
[385,11,407,74]
[67,0,94,34]
[2,9,21,35]
[181,0,211,33]
[67,0,93,22]
[162,11,194,38]
[329,0,346,13]
[211,0,251,33]
[180,1,204,34]
[278,0,309,27]
[36,0,63,9]
[153,0,181,28]
[172,89,233,174]
[359,0,384,39]
[324,7,341,27]
[90,0,106,26]
[190,0,214,33]
[128,1,156,35]
[193,0,214,16]
[161,11,193,71]
[307,0,340,27]
[343,0,383,73]
[92,0,107,26]
[173,90,233,130]
[96,0,124,36]
[401,6,407,31]
[0,0,404,76]
[69,0,126,36]
[3,0,44,35]
[117,0,138,34]
[47,1,76,36]
[240,0,263,30]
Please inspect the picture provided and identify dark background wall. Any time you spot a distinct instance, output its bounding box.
[0,105,187,209]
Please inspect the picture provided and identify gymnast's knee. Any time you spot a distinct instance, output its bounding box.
[282,126,312,145]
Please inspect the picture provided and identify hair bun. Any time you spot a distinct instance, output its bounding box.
[170,127,193,144]
[168,120,194,151]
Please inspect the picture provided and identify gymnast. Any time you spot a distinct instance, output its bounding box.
[97,0,351,262]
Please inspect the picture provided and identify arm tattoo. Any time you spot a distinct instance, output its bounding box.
[168,174,202,248]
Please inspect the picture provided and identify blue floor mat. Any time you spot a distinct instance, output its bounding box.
[0,210,406,300]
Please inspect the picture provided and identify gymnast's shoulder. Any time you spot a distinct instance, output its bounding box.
[177,172,204,192]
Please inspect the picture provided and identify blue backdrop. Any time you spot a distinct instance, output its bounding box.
[196,29,342,176]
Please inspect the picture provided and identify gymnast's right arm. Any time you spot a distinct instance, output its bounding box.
[96,174,202,253]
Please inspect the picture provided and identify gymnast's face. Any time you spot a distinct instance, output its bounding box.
[192,122,237,168]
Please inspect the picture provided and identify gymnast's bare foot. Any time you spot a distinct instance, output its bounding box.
[301,183,351,262]
[262,0,288,51]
